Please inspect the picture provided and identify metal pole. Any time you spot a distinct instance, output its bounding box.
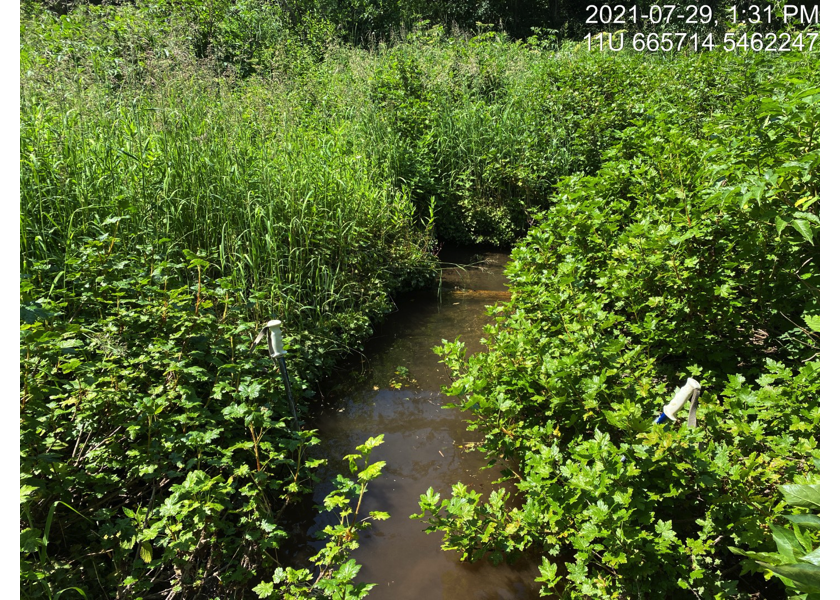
[252,320,301,431]
[276,355,300,431]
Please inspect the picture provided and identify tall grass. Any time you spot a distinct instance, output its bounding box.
[22,73,428,332]
[20,5,810,344]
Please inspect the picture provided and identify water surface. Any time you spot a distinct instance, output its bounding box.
[308,249,542,599]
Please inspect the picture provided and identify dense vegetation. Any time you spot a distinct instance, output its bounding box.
[21,1,819,598]
[37,0,794,45]
[420,47,820,600]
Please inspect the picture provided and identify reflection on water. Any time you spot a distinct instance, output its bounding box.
[308,249,543,600]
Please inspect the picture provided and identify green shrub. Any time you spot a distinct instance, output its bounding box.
[731,463,820,599]
[416,50,819,599]
[20,237,396,598]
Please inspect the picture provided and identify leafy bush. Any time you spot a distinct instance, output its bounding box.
[22,7,778,251]
[362,34,763,245]
[20,237,396,598]
[731,463,820,599]
[416,50,819,598]
[253,436,391,600]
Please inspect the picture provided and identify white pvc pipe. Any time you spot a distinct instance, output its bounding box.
[266,320,286,358]
[662,378,701,421]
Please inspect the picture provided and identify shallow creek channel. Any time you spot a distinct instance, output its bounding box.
[304,248,542,599]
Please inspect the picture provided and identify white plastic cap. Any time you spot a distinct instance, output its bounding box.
[662,378,701,421]
[266,320,286,357]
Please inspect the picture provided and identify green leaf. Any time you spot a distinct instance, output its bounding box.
[801,547,820,567]
[784,514,820,530]
[354,582,377,597]
[795,211,820,225]
[139,540,153,564]
[343,453,362,474]
[420,487,440,507]
[792,523,814,554]
[791,219,814,244]
[20,528,44,554]
[335,558,362,582]
[803,314,820,333]
[780,484,820,510]
[536,556,558,583]
[770,525,803,562]
[357,461,385,482]
[729,546,784,565]
[252,581,274,598]
[758,561,820,593]
[238,381,263,400]
[183,249,210,269]
[20,485,38,504]
[357,435,384,457]
[54,587,88,599]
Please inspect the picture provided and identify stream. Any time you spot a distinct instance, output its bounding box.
[306,248,542,599]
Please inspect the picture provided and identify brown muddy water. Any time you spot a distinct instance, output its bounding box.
[305,248,542,600]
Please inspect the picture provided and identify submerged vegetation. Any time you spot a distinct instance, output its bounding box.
[21,1,818,598]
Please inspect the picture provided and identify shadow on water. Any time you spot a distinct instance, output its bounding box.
[303,247,543,599]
